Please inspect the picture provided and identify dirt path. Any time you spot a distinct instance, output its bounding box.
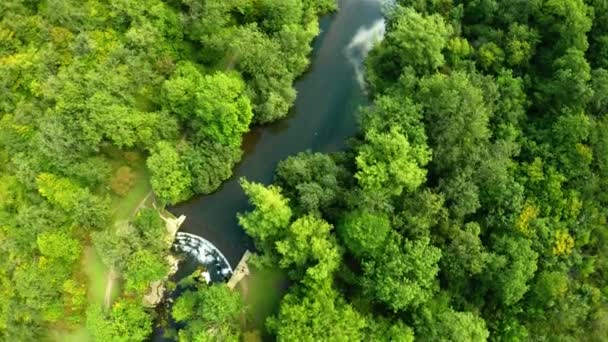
[103,268,117,309]
[131,191,153,217]
[99,49,235,310]
[102,191,153,309]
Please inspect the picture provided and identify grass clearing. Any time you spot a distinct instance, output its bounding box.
[84,246,119,306]
[238,266,289,339]
[109,156,152,221]
[50,326,91,342]
[52,152,150,341]
[51,247,120,342]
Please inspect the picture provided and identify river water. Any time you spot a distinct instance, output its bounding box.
[169,0,385,268]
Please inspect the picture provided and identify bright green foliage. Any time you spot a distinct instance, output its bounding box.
[241,0,608,341]
[416,302,489,342]
[397,189,445,239]
[172,284,243,342]
[363,236,441,311]
[257,0,304,33]
[417,72,490,173]
[337,210,391,258]
[238,179,292,247]
[366,6,451,89]
[35,173,110,229]
[505,23,540,67]
[147,141,191,205]
[36,173,88,211]
[551,112,592,178]
[478,42,505,71]
[446,37,473,66]
[0,175,23,211]
[93,207,169,274]
[132,208,166,249]
[365,318,415,342]
[441,222,488,294]
[230,25,298,123]
[485,236,538,307]
[543,48,593,112]
[0,0,331,338]
[276,215,341,283]
[268,284,366,342]
[537,0,592,53]
[359,95,426,146]
[124,250,168,294]
[37,231,81,262]
[4,0,608,339]
[92,229,136,272]
[355,128,430,196]
[385,7,451,71]
[163,64,253,147]
[86,300,153,342]
[492,70,527,141]
[531,270,569,307]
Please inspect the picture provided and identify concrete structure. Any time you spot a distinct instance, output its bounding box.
[227,250,252,290]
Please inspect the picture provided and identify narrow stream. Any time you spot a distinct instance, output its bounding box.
[169,0,385,268]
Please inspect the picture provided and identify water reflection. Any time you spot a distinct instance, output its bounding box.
[345,19,386,89]
[169,0,385,268]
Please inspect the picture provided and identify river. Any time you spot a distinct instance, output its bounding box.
[169,0,385,268]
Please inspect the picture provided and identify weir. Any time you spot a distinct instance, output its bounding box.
[173,232,233,282]
[153,1,386,340]
[168,0,386,269]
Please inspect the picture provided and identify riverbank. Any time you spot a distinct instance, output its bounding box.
[77,1,383,340]
[237,265,289,340]
[52,155,182,341]
[169,0,384,267]
[164,0,384,338]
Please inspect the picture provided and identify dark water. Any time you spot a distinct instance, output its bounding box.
[169,0,385,267]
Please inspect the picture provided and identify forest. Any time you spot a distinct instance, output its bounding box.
[237,0,608,341]
[0,0,333,340]
[2,0,608,341]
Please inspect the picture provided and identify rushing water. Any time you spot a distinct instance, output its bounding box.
[170,0,385,268]
[173,232,233,281]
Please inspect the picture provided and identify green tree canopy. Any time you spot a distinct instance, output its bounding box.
[275,215,341,283]
[366,6,451,90]
[238,179,292,249]
[363,235,441,311]
[172,284,243,342]
[124,249,168,294]
[337,210,391,258]
[355,128,430,197]
[147,141,191,205]
[86,300,153,342]
[268,284,366,342]
[163,63,253,147]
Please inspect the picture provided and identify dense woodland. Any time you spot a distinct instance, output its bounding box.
[237,0,608,341]
[0,0,333,340]
[2,0,608,341]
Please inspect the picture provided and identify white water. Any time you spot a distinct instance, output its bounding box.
[174,232,233,277]
[345,18,386,89]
